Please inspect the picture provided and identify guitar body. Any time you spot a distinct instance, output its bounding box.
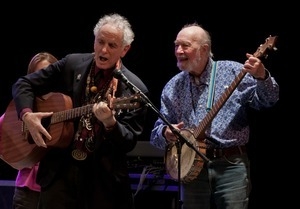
[0,93,74,170]
[0,92,141,170]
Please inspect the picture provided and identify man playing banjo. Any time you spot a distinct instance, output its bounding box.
[150,24,279,209]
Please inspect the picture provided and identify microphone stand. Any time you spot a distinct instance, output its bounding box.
[119,76,210,209]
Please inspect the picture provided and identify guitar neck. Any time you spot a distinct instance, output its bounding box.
[193,70,247,139]
[51,104,93,124]
[192,35,278,139]
[49,93,142,125]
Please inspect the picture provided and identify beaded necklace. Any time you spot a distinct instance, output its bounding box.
[85,60,114,104]
[72,59,118,160]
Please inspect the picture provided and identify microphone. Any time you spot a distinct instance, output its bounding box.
[113,69,129,83]
[113,69,141,94]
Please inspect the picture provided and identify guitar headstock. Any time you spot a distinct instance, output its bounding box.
[253,35,278,59]
[111,94,142,109]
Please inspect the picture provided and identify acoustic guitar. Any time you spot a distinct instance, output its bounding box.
[0,92,141,170]
[165,35,278,183]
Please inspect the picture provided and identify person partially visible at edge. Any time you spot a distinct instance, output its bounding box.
[12,52,58,209]
[0,52,58,209]
[150,23,279,209]
[12,13,149,209]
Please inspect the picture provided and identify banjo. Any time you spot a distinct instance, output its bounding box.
[165,35,278,183]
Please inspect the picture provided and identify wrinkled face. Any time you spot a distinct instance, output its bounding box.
[93,24,130,70]
[174,29,202,73]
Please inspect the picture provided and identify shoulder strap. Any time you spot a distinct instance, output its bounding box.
[206,61,217,112]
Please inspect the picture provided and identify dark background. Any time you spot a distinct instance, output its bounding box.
[0,3,291,209]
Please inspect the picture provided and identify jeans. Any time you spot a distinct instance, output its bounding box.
[181,153,251,209]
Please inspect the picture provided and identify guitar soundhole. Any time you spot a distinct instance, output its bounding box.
[27,117,51,144]
[41,117,51,128]
[28,136,35,144]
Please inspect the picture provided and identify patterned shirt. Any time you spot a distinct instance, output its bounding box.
[150,58,279,149]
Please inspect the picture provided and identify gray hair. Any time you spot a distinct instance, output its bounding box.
[182,23,213,58]
[93,13,135,46]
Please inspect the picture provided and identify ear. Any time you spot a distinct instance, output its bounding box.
[200,44,209,53]
[121,45,131,58]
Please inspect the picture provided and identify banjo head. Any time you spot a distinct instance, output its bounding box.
[165,129,206,183]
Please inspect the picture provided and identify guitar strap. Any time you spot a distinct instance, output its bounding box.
[206,61,217,112]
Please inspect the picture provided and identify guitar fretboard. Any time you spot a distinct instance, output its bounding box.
[193,70,247,139]
[192,35,277,139]
[51,104,93,124]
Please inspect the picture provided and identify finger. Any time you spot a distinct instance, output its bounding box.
[92,103,99,115]
[43,112,54,116]
[99,102,110,113]
[106,103,112,110]
[32,132,47,148]
[40,127,52,141]
[36,136,47,148]
[38,112,53,118]
[245,53,252,58]
[107,94,113,108]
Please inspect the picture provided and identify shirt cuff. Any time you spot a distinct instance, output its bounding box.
[20,108,32,120]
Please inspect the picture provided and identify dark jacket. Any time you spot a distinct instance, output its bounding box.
[12,53,149,209]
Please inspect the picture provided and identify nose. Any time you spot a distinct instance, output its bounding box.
[101,46,108,53]
[175,45,184,54]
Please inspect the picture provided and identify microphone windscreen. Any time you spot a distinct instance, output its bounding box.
[113,69,122,79]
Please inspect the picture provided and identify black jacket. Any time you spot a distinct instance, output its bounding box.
[12,53,149,209]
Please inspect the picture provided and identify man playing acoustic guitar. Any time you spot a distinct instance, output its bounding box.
[8,13,149,209]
